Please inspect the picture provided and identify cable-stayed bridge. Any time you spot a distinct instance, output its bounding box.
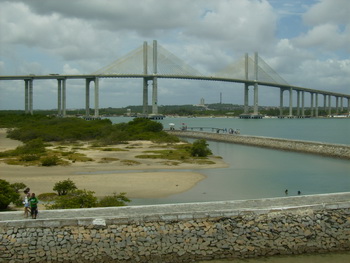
[1,40,349,118]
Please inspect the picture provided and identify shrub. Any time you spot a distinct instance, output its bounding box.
[10,182,27,193]
[41,155,60,166]
[190,139,212,157]
[98,192,130,207]
[14,138,46,155]
[47,189,98,209]
[19,154,40,162]
[53,178,77,196]
[0,179,21,210]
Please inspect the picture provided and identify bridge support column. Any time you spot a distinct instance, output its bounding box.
[328,95,332,116]
[85,78,99,118]
[323,94,327,113]
[28,79,33,115]
[253,52,259,115]
[152,40,158,115]
[244,84,249,114]
[296,90,300,116]
[289,87,293,117]
[315,93,319,117]
[85,79,90,117]
[279,89,284,116]
[57,79,62,116]
[348,98,350,114]
[301,91,305,117]
[143,78,148,115]
[152,77,158,114]
[62,79,66,117]
[24,80,29,114]
[253,83,258,115]
[310,93,314,117]
[335,96,339,115]
[94,77,99,118]
[142,41,149,115]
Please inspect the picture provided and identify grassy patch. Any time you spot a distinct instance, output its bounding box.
[37,193,58,202]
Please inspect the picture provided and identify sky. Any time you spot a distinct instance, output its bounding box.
[0,0,349,110]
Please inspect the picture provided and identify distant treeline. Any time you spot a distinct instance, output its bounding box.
[0,102,343,117]
[0,114,179,144]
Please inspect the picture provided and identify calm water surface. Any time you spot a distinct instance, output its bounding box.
[108,117,350,205]
[108,117,350,262]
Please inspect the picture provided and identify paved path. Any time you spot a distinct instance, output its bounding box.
[1,192,349,222]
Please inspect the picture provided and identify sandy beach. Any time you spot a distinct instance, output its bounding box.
[0,129,227,199]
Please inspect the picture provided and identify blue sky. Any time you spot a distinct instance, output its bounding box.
[0,0,349,110]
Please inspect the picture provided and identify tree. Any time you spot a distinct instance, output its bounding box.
[47,189,98,209]
[98,192,130,207]
[0,179,21,210]
[190,139,212,157]
[10,182,27,193]
[53,178,77,196]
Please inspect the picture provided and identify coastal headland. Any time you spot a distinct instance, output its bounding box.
[167,130,350,159]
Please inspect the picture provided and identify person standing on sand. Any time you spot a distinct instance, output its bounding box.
[23,193,31,218]
[28,193,39,219]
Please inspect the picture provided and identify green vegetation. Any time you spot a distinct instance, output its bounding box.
[53,178,77,196]
[0,177,131,210]
[0,114,178,144]
[0,179,24,210]
[46,178,130,209]
[190,139,212,157]
[135,140,214,164]
[0,115,179,166]
[47,189,98,209]
[97,192,130,208]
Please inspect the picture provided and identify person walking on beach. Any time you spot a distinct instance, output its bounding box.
[28,193,39,219]
[23,193,31,218]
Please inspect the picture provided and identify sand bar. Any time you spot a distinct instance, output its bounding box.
[0,129,227,198]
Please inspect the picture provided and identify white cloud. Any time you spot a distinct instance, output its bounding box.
[303,0,350,25]
[293,0,350,52]
[294,23,350,52]
[0,0,349,110]
[62,64,81,75]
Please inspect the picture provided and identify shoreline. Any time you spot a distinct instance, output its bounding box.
[0,129,227,199]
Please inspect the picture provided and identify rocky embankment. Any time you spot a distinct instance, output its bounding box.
[1,193,350,262]
[167,131,350,159]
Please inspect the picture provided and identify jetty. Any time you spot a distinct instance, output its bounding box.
[167,130,350,160]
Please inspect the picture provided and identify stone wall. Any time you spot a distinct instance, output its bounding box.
[1,193,350,263]
[167,130,350,159]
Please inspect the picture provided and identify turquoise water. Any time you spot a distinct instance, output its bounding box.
[107,116,350,205]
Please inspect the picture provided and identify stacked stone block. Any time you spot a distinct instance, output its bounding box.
[1,196,349,263]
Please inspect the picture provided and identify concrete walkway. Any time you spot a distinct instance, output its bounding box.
[1,192,349,223]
